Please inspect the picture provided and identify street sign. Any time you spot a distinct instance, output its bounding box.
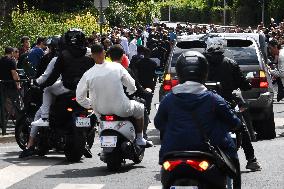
[94,0,109,11]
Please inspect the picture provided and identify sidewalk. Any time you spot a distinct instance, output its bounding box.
[0,122,15,143]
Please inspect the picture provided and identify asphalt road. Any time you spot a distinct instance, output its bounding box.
[0,84,283,189]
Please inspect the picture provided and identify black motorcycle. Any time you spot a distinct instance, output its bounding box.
[15,82,96,162]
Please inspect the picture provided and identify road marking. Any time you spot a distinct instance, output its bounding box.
[0,158,62,189]
[148,186,162,189]
[53,184,105,189]
[274,118,284,127]
[0,146,18,149]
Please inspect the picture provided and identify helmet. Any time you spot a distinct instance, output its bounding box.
[64,28,86,47]
[176,51,208,84]
[204,37,225,54]
[46,35,61,52]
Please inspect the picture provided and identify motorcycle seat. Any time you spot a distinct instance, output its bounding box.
[162,151,216,162]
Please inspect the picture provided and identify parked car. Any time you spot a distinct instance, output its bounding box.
[159,33,276,140]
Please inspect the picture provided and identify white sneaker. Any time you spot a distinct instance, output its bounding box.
[136,138,147,146]
[31,118,49,127]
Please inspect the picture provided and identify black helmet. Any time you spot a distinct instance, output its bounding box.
[176,51,208,84]
[46,35,61,52]
[64,28,86,47]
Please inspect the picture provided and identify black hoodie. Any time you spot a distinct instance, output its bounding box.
[40,47,94,90]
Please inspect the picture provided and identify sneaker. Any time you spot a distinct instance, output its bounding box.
[246,159,261,171]
[83,145,92,158]
[279,132,284,137]
[31,118,49,127]
[19,148,34,158]
[136,138,153,148]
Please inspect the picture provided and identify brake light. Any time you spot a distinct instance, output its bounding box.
[163,160,183,171]
[250,70,268,88]
[71,97,76,101]
[186,160,209,172]
[67,108,73,112]
[79,114,86,118]
[105,115,115,121]
[163,74,179,91]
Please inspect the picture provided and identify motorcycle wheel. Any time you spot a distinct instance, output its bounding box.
[37,128,49,156]
[133,148,145,164]
[15,113,32,150]
[86,128,96,148]
[64,127,86,162]
[106,154,122,171]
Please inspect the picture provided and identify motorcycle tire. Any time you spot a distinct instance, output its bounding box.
[37,128,49,156]
[86,128,96,148]
[133,148,145,164]
[64,127,86,162]
[15,113,32,150]
[106,153,122,171]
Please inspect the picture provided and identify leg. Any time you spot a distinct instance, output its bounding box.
[131,100,152,147]
[231,158,241,189]
[241,126,261,171]
[32,81,70,126]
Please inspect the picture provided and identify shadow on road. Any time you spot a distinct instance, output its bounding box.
[45,164,146,178]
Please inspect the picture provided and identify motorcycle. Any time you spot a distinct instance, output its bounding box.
[15,81,96,162]
[98,115,145,171]
[158,82,243,189]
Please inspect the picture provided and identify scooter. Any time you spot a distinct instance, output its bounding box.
[98,115,145,171]
[158,83,243,189]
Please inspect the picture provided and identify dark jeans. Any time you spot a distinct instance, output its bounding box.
[241,112,255,161]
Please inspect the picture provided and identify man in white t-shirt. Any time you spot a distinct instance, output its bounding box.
[76,44,151,146]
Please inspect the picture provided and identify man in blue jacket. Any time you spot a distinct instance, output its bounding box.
[154,51,241,186]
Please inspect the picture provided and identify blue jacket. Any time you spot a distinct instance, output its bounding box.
[154,81,241,163]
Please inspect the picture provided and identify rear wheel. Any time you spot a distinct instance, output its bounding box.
[86,128,96,148]
[64,127,86,162]
[15,113,32,150]
[37,128,49,156]
[106,152,123,171]
[254,106,276,140]
[133,148,145,164]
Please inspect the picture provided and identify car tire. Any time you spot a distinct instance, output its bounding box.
[254,106,276,140]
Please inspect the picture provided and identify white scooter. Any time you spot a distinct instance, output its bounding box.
[98,115,145,171]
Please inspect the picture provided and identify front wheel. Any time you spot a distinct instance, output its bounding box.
[15,113,32,150]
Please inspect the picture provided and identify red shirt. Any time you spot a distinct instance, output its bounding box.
[121,54,129,68]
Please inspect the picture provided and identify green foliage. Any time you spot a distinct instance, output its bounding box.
[0,5,104,54]
[105,0,161,27]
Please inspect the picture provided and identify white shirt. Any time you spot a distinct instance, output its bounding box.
[76,62,137,117]
[120,36,129,56]
[36,57,58,85]
[129,39,137,61]
[271,49,284,84]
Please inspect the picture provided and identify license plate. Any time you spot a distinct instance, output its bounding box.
[75,117,91,127]
[100,136,117,147]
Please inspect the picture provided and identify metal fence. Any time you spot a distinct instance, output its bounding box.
[0,79,29,135]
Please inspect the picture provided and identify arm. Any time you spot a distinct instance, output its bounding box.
[40,55,63,88]
[11,70,20,89]
[213,94,241,131]
[154,95,170,133]
[231,61,251,91]
[271,54,284,78]
[36,57,57,85]
[121,66,137,95]
[76,73,92,109]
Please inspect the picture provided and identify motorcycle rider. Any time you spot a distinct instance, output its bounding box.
[76,43,152,147]
[154,51,241,187]
[204,40,261,171]
[19,29,94,158]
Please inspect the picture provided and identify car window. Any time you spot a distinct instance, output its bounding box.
[171,39,259,67]
[223,46,259,65]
